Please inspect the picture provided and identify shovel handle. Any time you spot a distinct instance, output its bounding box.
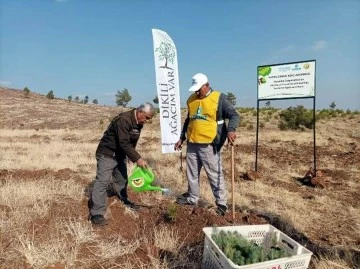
[180,151,183,171]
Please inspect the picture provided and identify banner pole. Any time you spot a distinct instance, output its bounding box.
[231,144,235,221]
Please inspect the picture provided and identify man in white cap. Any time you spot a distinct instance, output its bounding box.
[174,73,240,216]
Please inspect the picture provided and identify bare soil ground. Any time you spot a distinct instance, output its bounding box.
[0,168,266,268]
[0,87,359,268]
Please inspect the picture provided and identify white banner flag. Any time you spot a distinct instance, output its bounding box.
[152,29,181,154]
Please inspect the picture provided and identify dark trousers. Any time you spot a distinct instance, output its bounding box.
[90,154,128,216]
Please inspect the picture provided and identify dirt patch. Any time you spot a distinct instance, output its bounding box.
[0,168,267,268]
[0,168,88,185]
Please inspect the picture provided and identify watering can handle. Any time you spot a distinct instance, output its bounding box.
[136,158,148,168]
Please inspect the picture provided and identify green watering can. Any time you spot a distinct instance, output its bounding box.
[128,165,170,194]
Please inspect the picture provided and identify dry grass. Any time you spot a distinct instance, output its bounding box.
[153,226,185,254]
[0,87,359,268]
[0,129,98,175]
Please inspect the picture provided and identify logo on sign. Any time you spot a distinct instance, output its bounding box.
[279,66,291,72]
[155,42,176,69]
[292,64,301,71]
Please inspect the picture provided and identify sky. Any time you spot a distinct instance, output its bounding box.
[0,0,359,110]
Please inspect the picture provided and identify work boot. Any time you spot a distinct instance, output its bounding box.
[90,215,108,226]
[180,192,190,198]
[121,198,141,211]
[176,196,197,206]
[215,204,227,216]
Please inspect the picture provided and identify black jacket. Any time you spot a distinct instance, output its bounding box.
[96,109,143,162]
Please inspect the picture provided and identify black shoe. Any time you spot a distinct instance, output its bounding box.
[121,199,140,211]
[106,184,116,197]
[176,196,197,206]
[180,192,190,198]
[90,215,108,225]
[215,204,227,216]
[175,192,190,201]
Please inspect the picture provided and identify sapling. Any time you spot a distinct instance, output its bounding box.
[211,229,292,266]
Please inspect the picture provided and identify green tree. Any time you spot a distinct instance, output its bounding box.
[23,87,30,98]
[115,88,132,107]
[329,101,336,110]
[46,90,54,99]
[153,95,159,104]
[74,96,80,102]
[226,92,236,106]
[68,95,72,102]
[92,99,98,104]
[84,95,89,104]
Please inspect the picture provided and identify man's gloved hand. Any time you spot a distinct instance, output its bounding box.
[136,158,148,168]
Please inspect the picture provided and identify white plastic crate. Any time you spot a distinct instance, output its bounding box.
[202,225,312,269]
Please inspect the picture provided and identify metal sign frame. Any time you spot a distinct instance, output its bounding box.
[255,60,317,175]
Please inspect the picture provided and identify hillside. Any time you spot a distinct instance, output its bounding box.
[0,87,124,129]
[0,86,359,268]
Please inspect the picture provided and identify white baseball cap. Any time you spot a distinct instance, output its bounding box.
[188,73,208,92]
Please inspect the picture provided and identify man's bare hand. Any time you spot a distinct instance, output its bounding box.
[227,132,236,145]
[174,139,183,151]
[136,158,148,168]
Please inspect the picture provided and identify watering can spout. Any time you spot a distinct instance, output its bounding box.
[144,185,163,192]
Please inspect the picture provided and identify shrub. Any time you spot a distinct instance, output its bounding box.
[238,107,255,114]
[46,90,55,99]
[278,105,313,130]
[247,123,254,130]
[239,120,247,127]
[335,109,344,114]
[23,87,30,97]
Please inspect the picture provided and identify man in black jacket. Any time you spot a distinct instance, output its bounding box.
[90,102,155,225]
